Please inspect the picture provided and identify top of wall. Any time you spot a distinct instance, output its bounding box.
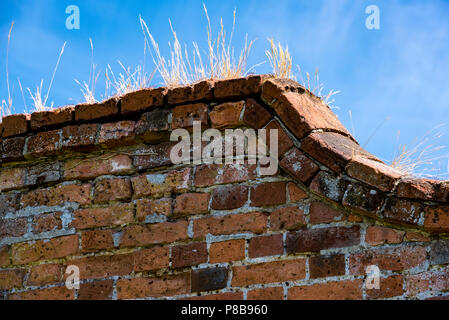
[1,74,448,234]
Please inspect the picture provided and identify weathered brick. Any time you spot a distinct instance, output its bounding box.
[232,259,306,286]
[210,101,244,129]
[75,97,119,121]
[270,206,306,231]
[405,231,430,242]
[429,241,449,265]
[310,171,348,202]
[210,185,248,210]
[191,267,228,292]
[117,273,190,299]
[98,120,136,147]
[0,245,10,266]
[366,275,403,299]
[342,184,385,214]
[0,218,27,239]
[136,198,172,222]
[173,193,210,216]
[309,254,346,279]
[214,75,266,100]
[26,130,61,156]
[79,280,114,300]
[280,148,319,184]
[0,193,19,217]
[120,221,188,247]
[71,203,134,229]
[11,235,79,264]
[209,239,245,263]
[121,87,165,114]
[9,286,74,300]
[383,197,423,225]
[397,178,449,202]
[172,103,209,129]
[135,109,170,142]
[288,280,363,300]
[26,162,61,186]
[61,123,97,150]
[248,234,283,258]
[131,168,191,198]
[0,167,26,191]
[247,287,284,300]
[365,226,405,246]
[82,229,114,252]
[0,269,25,290]
[242,98,272,129]
[250,181,286,207]
[194,212,267,238]
[20,184,91,208]
[167,80,213,105]
[264,119,294,156]
[424,205,449,233]
[27,263,63,286]
[133,246,170,272]
[2,137,26,162]
[30,105,74,130]
[64,154,133,180]
[172,242,208,268]
[348,246,427,274]
[132,142,173,170]
[2,114,29,137]
[94,178,132,203]
[287,226,360,253]
[183,292,243,300]
[66,253,133,280]
[194,163,257,187]
[287,182,308,202]
[406,269,449,296]
[309,201,344,224]
[33,212,62,233]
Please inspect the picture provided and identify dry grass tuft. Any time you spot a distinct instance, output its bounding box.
[75,38,100,103]
[266,38,293,79]
[1,22,15,119]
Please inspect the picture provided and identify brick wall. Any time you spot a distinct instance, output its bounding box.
[1,75,449,300]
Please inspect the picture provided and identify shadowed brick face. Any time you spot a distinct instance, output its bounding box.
[0,75,447,300]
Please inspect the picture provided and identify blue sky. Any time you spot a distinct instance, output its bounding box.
[1,0,449,176]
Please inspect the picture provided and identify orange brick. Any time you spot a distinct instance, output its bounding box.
[81,229,114,252]
[172,103,208,129]
[0,167,26,191]
[64,154,133,180]
[27,263,63,286]
[288,280,363,300]
[194,163,257,187]
[79,280,114,300]
[9,286,74,300]
[209,239,246,263]
[33,212,62,233]
[184,292,243,300]
[270,206,306,231]
[71,203,134,229]
[0,245,10,266]
[366,275,403,299]
[117,274,190,299]
[232,259,306,286]
[172,242,208,268]
[120,221,189,247]
[173,193,210,216]
[131,168,191,198]
[247,287,284,300]
[94,178,132,203]
[365,226,405,246]
[66,253,133,280]
[287,182,308,202]
[210,101,244,129]
[0,269,26,290]
[136,198,172,221]
[133,246,170,272]
[20,184,91,208]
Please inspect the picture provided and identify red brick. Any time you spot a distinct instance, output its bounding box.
[310,171,348,202]
[287,226,360,253]
[79,280,114,300]
[405,231,430,242]
[194,212,267,239]
[309,201,344,224]
[0,167,26,191]
[365,226,405,246]
[2,114,29,137]
[288,280,363,300]
[20,184,91,208]
[194,163,257,187]
[250,182,286,207]
[0,218,27,239]
[120,221,189,247]
[0,193,19,218]
[397,178,449,202]
[242,98,272,129]
[136,198,172,222]
[261,77,305,104]
[173,193,210,216]
[121,87,165,114]
[191,267,228,292]
[210,185,248,210]
[346,157,402,192]
[172,242,208,268]
[167,80,213,105]
[248,234,283,258]
[26,162,60,186]
[184,292,243,300]
[132,142,173,170]
[30,105,74,130]
[94,178,132,203]
[25,130,61,156]
[287,182,308,202]
[9,286,74,300]
[270,206,306,231]
[424,206,449,233]
[0,245,10,266]
[117,273,190,299]
[264,119,294,156]
[82,229,114,252]
[134,109,170,142]
[11,235,79,264]
[66,253,133,280]
[232,259,306,286]
[62,123,97,150]
[214,75,267,100]
[209,239,246,263]
[280,148,319,184]
[133,246,170,272]
[33,212,62,233]
[309,254,346,278]
[0,269,25,290]
[366,275,403,299]
[406,269,449,296]
[172,103,209,129]
[75,97,119,121]
[210,101,244,129]
[131,168,191,198]
[247,287,284,300]
[27,263,63,286]
[98,120,137,147]
[64,154,133,180]
[1,137,26,162]
[382,197,423,225]
[349,246,427,275]
[71,203,134,229]
[301,131,377,173]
